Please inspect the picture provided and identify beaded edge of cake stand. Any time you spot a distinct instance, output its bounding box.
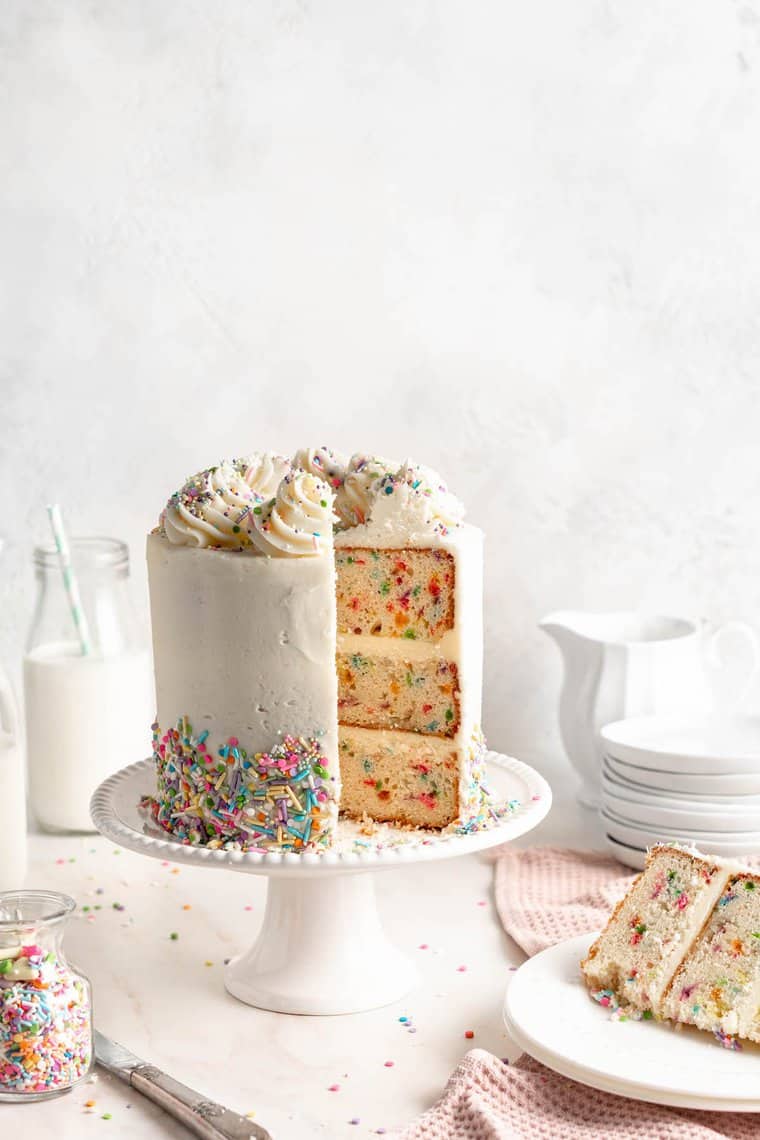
[142,719,338,853]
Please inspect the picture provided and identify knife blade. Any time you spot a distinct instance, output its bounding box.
[95,1029,272,1140]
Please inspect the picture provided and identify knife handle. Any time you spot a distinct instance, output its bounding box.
[130,1063,272,1140]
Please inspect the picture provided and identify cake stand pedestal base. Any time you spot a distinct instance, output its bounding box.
[91,752,551,1016]
[225,872,417,1014]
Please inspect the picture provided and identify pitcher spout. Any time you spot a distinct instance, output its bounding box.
[539,610,596,647]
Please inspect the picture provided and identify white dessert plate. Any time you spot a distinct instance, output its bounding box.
[602,765,760,809]
[600,809,760,857]
[601,715,760,775]
[601,780,760,833]
[503,932,760,1110]
[604,754,760,797]
[91,751,551,875]
[604,834,646,869]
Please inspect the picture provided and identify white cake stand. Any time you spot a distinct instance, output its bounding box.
[91,752,551,1015]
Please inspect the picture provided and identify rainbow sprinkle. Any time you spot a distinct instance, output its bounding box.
[0,944,92,1095]
[143,718,338,852]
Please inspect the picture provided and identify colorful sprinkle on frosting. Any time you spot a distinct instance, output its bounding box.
[143,719,338,852]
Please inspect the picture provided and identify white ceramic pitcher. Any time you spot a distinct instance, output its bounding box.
[540,611,759,808]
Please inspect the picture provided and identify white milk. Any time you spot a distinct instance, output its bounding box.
[0,730,26,890]
[24,641,153,832]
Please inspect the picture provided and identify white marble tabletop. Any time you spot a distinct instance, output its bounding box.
[7,792,603,1139]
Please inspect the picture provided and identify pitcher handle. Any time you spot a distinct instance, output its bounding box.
[704,621,760,711]
[0,666,18,741]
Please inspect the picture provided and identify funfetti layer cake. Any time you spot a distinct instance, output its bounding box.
[144,447,492,852]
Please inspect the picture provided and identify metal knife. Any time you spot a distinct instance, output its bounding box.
[94,1029,272,1140]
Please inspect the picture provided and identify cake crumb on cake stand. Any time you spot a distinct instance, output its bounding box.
[91,752,550,1015]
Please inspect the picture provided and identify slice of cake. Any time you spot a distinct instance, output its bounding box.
[145,447,490,851]
[581,845,731,1014]
[662,871,760,1044]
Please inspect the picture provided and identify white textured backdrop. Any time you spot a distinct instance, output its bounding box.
[3,1,760,798]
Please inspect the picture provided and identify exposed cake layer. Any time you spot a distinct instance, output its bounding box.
[663,872,760,1043]
[339,725,459,828]
[335,547,455,640]
[581,845,730,1013]
[337,647,460,737]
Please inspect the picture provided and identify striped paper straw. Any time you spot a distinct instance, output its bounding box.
[46,504,92,656]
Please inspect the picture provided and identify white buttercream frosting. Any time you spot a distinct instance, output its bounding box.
[244,452,292,499]
[334,458,465,547]
[251,471,337,557]
[292,446,347,489]
[161,459,259,550]
[334,453,398,528]
[158,448,466,553]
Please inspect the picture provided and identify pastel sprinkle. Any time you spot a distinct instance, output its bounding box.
[169,932,179,941]
[464,1030,474,1039]
[328,1084,340,1092]
[383,1060,394,1068]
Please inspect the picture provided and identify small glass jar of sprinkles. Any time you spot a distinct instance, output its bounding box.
[0,891,93,1101]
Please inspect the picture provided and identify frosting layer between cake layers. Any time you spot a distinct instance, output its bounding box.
[146,532,339,850]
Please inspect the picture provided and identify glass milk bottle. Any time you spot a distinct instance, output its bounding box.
[0,891,93,1099]
[24,538,153,832]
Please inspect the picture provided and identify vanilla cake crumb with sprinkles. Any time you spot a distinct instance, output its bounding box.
[582,843,760,1049]
[144,446,500,851]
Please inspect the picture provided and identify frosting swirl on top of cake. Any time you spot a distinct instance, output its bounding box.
[335,453,398,528]
[161,459,260,549]
[251,471,337,557]
[157,447,466,552]
[244,452,291,499]
[292,446,347,489]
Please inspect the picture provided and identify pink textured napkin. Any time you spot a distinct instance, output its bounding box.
[398,848,759,1140]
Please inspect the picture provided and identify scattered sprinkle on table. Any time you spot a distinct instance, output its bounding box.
[204,960,213,967]
[383,1061,394,1068]
[182,904,192,911]
[85,1100,96,1108]
[101,1113,112,1121]
[328,1084,340,1092]
[349,1119,360,1126]
[112,902,125,911]
[418,943,428,950]
[464,1030,474,1039]
[456,965,467,972]
[398,1016,407,1023]
[244,905,253,911]
[169,932,179,940]
[477,900,487,907]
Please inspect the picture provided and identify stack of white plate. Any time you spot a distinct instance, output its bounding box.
[599,715,760,869]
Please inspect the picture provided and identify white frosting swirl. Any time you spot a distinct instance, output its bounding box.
[292,446,347,489]
[396,460,465,529]
[161,460,260,549]
[244,452,291,499]
[335,453,398,528]
[251,471,337,557]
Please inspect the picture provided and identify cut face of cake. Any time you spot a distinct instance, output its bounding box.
[581,845,731,1014]
[145,448,489,852]
[662,872,760,1044]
